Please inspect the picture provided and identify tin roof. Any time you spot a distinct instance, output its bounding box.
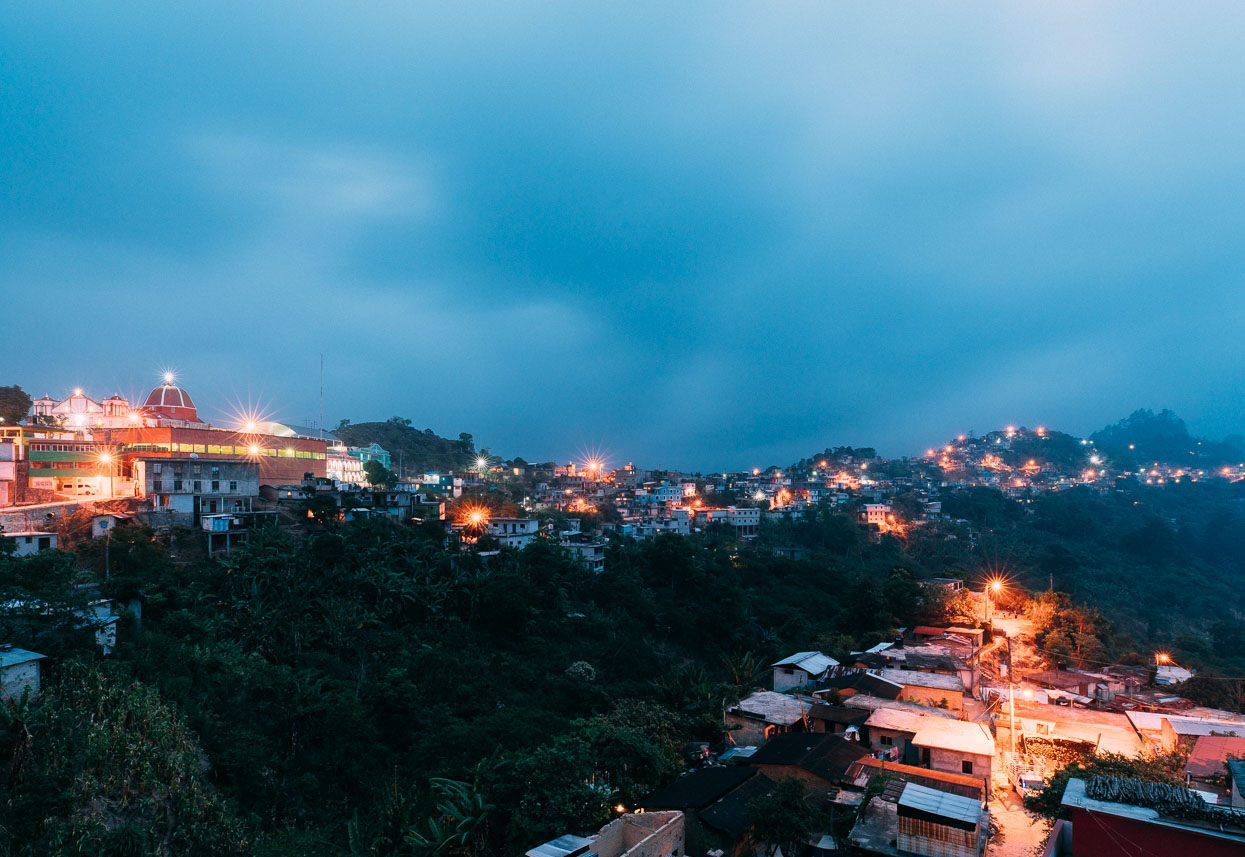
[896,782,983,831]
[773,651,839,674]
[524,834,593,857]
[0,647,46,668]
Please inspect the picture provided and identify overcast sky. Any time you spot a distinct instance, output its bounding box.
[4,3,1245,470]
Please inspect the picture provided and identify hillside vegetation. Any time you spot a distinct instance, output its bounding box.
[333,418,476,477]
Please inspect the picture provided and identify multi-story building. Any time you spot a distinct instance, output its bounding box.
[561,533,607,572]
[487,518,540,549]
[727,506,760,538]
[132,457,260,518]
[326,442,391,486]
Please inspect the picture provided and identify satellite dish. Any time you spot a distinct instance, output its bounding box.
[189,453,199,458]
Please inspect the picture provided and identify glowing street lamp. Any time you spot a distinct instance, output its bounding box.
[984,577,1005,624]
[97,451,115,498]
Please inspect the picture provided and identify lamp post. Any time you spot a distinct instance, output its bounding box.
[1009,682,1017,755]
[98,452,115,499]
[984,578,1003,625]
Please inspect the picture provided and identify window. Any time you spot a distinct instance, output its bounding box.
[211,481,220,491]
[153,480,163,492]
[961,760,973,775]
[173,479,182,491]
[152,463,162,474]
[193,464,201,475]
[880,735,894,746]
[211,466,220,477]
[229,481,237,492]
[193,480,201,492]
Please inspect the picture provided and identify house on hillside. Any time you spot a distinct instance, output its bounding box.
[6,532,57,556]
[725,690,808,744]
[849,775,989,857]
[864,709,994,784]
[871,667,964,713]
[0,646,45,699]
[638,767,756,856]
[772,651,838,691]
[818,668,904,702]
[745,733,868,799]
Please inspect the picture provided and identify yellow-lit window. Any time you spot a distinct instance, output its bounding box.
[207,445,222,454]
[193,445,206,453]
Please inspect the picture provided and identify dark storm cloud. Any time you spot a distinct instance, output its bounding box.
[4,2,1245,469]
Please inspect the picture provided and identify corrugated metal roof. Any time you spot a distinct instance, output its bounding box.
[897,782,983,829]
[524,834,593,857]
[772,651,839,674]
[0,648,46,668]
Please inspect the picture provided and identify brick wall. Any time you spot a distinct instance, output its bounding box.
[591,812,684,857]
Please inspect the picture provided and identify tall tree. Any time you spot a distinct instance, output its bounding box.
[0,384,31,425]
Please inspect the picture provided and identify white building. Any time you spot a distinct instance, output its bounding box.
[6,532,58,556]
[561,535,607,572]
[728,506,760,538]
[0,646,46,699]
[772,651,839,691]
[488,518,540,549]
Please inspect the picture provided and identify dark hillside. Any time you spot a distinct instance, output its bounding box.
[334,417,476,476]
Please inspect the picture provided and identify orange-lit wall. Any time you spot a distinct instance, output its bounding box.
[101,426,327,483]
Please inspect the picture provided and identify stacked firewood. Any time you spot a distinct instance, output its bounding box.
[1021,735,1093,767]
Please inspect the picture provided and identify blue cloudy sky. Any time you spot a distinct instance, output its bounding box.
[4,2,1245,469]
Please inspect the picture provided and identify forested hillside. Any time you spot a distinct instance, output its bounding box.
[4,465,1245,853]
[333,418,477,477]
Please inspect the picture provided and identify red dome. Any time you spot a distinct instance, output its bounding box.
[143,384,199,422]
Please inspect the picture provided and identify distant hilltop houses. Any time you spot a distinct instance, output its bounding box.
[3,374,1242,567]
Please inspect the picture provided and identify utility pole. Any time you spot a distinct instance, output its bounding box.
[1009,681,1017,755]
[319,354,324,439]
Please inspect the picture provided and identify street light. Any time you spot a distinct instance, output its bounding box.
[97,452,115,498]
[984,577,1005,625]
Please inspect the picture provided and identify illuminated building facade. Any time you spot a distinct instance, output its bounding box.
[30,389,138,429]
[100,426,327,484]
[132,457,260,517]
[13,376,328,502]
[327,442,392,486]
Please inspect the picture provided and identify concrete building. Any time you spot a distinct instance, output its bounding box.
[871,667,965,713]
[586,812,684,857]
[911,720,995,782]
[0,646,45,699]
[727,506,759,538]
[725,690,808,745]
[561,533,607,572]
[487,518,540,549]
[864,709,994,783]
[6,531,58,556]
[0,441,15,507]
[132,457,260,520]
[772,651,839,691]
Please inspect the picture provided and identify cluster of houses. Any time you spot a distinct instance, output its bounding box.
[531,635,1000,857]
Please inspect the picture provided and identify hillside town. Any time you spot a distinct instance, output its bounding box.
[3,374,1245,856]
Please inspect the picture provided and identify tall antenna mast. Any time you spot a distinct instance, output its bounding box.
[319,353,324,439]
